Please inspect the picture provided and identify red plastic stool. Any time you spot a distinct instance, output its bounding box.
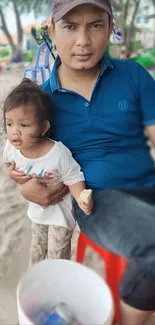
[76,232,127,324]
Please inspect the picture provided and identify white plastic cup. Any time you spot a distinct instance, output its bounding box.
[17,259,114,325]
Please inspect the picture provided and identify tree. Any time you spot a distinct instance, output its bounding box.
[0,0,52,55]
[150,0,155,46]
[152,0,155,9]
[126,0,141,55]
[0,4,16,54]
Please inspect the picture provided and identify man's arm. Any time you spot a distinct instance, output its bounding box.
[18,178,68,206]
[134,63,155,151]
[3,140,69,205]
[145,125,155,149]
[5,162,68,206]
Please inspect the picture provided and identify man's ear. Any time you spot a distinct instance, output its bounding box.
[41,120,50,135]
[109,20,114,38]
[49,23,56,47]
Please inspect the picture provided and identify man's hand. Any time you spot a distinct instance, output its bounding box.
[7,161,30,184]
[18,177,69,206]
[78,199,94,215]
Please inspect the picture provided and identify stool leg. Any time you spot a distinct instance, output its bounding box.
[32,70,37,81]
[40,67,46,83]
[112,260,127,324]
[105,258,122,324]
[76,233,87,263]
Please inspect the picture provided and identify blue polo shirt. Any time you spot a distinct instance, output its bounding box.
[41,55,155,190]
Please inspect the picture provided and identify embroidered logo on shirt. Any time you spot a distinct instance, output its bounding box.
[118,100,128,111]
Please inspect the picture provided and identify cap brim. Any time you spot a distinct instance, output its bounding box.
[53,0,112,22]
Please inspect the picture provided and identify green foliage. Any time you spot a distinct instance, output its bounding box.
[0,48,10,58]
[148,48,155,56]
[23,50,33,62]
[131,51,155,69]
[130,40,142,51]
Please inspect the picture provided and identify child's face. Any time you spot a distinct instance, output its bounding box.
[5,105,41,150]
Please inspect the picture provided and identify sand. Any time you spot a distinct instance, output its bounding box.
[0,67,103,324]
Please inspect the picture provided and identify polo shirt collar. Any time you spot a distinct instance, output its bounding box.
[50,54,113,92]
[100,54,113,74]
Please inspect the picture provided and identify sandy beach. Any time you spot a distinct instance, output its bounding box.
[0,67,104,324]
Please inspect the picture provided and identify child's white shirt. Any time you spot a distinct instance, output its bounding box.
[3,140,85,230]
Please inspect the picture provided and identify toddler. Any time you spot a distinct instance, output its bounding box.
[3,78,93,264]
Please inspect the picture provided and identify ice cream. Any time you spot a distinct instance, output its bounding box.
[80,189,92,204]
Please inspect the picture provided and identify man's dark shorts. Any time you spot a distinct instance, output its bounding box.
[74,189,155,310]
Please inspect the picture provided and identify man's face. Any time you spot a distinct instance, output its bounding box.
[51,4,113,71]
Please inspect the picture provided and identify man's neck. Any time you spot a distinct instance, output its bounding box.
[57,62,101,101]
[58,62,101,84]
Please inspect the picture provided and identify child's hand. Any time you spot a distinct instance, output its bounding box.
[78,199,94,215]
[7,161,30,184]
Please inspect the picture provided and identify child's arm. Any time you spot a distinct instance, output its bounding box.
[4,161,30,184]
[4,162,11,170]
[69,181,93,215]
[58,143,93,215]
[3,140,30,184]
[68,180,85,202]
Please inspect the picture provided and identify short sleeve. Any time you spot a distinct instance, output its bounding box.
[58,142,85,185]
[138,63,155,126]
[2,140,13,163]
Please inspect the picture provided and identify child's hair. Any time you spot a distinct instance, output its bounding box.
[3,78,52,134]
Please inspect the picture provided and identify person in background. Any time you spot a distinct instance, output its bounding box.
[10,46,23,64]
[7,0,155,324]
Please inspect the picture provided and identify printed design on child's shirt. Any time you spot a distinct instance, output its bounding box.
[16,166,61,179]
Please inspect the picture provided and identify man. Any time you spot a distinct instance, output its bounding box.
[9,0,155,324]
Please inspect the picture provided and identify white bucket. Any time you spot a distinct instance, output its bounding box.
[17,259,114,325]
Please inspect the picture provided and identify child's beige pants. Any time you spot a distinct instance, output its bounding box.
[29,222,73,265]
